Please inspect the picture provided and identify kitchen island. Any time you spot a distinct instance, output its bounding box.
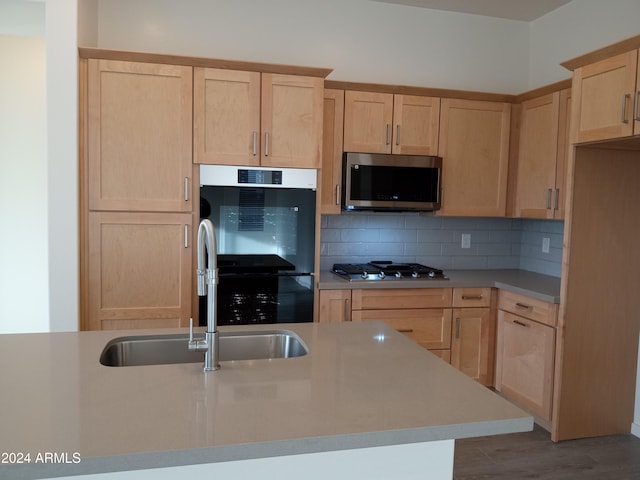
[0,321,531,479]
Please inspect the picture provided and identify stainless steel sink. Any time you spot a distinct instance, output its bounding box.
[100,330,308,367]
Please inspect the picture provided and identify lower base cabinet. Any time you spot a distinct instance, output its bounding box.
[495,291,558,422]
[318,287,495,386]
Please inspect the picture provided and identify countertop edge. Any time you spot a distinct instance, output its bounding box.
[318,269,561,304]
[3,417,533,479]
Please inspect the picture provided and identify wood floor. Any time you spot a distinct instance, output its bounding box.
[454,425,640,479]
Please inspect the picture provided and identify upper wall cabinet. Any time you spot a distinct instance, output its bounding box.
[571,50,640,143]
[437,99,511,217]
[515,89,571,220]
[194,68,324,168]
[87,59,193,212]
[343,91,440,155]
[321,89,345,214]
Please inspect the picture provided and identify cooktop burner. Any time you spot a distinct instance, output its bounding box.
[332,261,448,281]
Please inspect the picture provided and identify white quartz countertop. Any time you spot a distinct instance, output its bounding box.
[0,322,532,479]
[319,269,561,303]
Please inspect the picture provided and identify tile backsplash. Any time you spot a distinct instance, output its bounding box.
[320,213,563,277]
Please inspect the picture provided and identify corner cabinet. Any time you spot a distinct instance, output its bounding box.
[194,68,324,168]
[437,99,511,217]
[318,287,496,385]
[81,58,194,331]
[343,90,440,155]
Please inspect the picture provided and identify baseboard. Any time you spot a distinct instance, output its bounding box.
[631,422,640,438]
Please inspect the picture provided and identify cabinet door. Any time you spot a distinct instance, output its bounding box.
[261,73,323,168]
[193,68,261,166]
[321,89,345,214]
[87,59,193,212]
[495,311,555,420]
[451,308,493,386]
[343,91,394,153]
[318,290,351,323]
[88,212,192,331]
[352,308,452,350]
[438,99,510,216]
[573,50,638,143]
[554,88,571,220]
[392,95,440,155]
[515,92,560,219]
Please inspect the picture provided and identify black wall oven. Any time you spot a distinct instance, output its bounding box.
[199,165,316,326]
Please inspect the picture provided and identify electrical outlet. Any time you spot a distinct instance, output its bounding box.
[542,237,550,254]
[461,233,471,249]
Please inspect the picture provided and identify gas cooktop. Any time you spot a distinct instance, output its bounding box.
[332,261,448,281]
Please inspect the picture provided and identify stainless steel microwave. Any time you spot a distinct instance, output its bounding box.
[342,152,442,212]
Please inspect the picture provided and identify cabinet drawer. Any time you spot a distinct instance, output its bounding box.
[351,288,452,310]
[352,308,452,349]
[498,290,558,327]
[453,287,492,307]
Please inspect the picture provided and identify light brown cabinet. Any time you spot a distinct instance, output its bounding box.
[87,59,193,212]
[82,58,194,331]
[450,288,495,386]
[87,212,193,331]
[317,289,352,323]
[343,90,440,155]
[318,287,496,382]
[515,90,571,220]
[194,68,324,168]
[495,290,558,423]
[437,99,511,216]
[571,50,640,143]
[321,89,344,214]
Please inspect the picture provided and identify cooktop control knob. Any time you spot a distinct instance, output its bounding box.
[428,271,435,278]
[379,271,386,279]
[361,271,368,279]
[395,271,402,278]
[412,271,419,278]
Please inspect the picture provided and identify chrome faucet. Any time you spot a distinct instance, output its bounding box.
[188,218,219,371]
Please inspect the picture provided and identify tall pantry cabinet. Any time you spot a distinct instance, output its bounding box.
[81,58,194,331]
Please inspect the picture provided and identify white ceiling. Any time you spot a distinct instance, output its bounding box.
[370,0,572,21]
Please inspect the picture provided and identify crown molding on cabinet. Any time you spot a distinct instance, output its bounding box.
[78,47,334,78]
[561,34,640,72]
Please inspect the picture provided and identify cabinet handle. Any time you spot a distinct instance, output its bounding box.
[634,91,640,122]
[553,188,559,211]
[396,125,401,146]
[622,93,631,124]
[335,185,341,206]
[397,328,414,333]
[264,132,270,156]
[515,302,532,310]
[184,178,189,202]
[461,295,483,300]
[513,319,530,328]
[455,317,461,339]
[345,299,351,322]
[546,188,552,209]
[252,131,258,156]
[184,225,189,248]
[386,124,391,145]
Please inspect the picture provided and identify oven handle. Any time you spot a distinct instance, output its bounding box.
[218,272,313,278]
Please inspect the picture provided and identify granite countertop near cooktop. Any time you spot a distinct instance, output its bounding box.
[0,321,531,479]
[318,269,561,303]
